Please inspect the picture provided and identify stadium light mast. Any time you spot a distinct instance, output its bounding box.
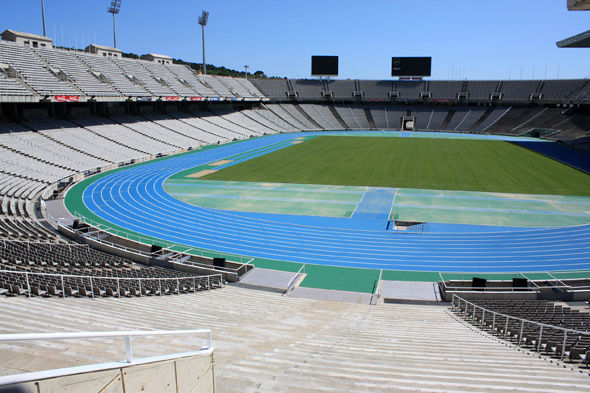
[198,11,209,74]
[41,0,47,36]
[107,0,122,49]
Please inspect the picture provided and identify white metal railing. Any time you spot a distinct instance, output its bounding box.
[370,269,383,305]
[439,272,590,294]
[73,212,252,265]
[1,238,86,251]
[68,218,251,277]
[0,269,224,299]
[286,264,305,295]
[0,328,212,364]
[442,281,590,294]
[451,294,590,361]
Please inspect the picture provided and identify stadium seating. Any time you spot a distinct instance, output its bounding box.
[139,60,198,96]
[291,79,325,99]
[0,240,222,298]
[0,37,589,312]
[541,79,589,102]
[166,111,229,144]
[111,113,200,148]
[250,78,289,99]
[0,67,32,96]
[0,124,109,171]
[239,107,295,132]
[218,76,264,99]
[333,105,371,129]
[266,103,319,130]
[37,117,145,163]
[34,47,120,97]
[445,107,489,132]
[0,217,56,239]
[236,77,265,98]
[112,57,177,96]
[358,80,396,100]
[298,103,342,129]
[186,108,251,140]
[472,107,511,133]
[0,39,587,110]
[0,41,79,96]
[166,64,218,97]
[395,80,426,100]
[76,51,150,96]
[198,75,234,97]
[76,116,179,155]
[326,80,355,99]
[202,108,261,137]
[0,146,75,183]
[501,81,542,102]
[211,107,278,135]
[2,287,590,392]
[429,80,464,100]
[139,110,209,146]
[454,298,590,363]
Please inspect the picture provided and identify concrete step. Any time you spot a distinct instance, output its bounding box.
[0,287,588,392]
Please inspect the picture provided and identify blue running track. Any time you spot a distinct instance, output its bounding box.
[73,132,590,273]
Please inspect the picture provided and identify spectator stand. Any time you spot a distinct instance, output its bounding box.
[439,272,590,302]
[451,295,590,366]
[62,213,253,283]
[0,238,225,298]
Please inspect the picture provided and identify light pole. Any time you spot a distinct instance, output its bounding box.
[198,11,209,74]
[107,0,122,49]
[41,0,47,36]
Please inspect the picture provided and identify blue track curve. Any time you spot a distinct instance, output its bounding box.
[79,132,590,273]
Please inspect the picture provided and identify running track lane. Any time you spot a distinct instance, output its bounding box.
[77,133,590,273]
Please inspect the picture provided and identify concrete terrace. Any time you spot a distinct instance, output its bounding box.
[0,286,589,392]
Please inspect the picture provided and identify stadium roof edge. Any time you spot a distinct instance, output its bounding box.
[146,53,173,60]
[568,0,590,10]
[86,44,121,53]
[556,29,590,48]
[1,29,52,42]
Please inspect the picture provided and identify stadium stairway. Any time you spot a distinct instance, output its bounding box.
[0,286,588,392]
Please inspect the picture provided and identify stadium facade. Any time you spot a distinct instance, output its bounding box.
[1,30,590,392]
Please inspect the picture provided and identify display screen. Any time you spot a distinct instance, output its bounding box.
[311,56,339,76]
[391,57,431,77]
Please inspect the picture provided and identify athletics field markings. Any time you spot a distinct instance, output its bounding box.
[65,131,590,293]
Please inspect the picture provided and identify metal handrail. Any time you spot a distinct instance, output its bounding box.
[440,271,590,294]
[286,264,305,295]
[1,238,88,248]
[452,294,590,361]
[0,269,223,300]
[370,269,383,306]
[444,284,590,292]
[444,285,539,293]
[74,212,252,265]
[69,220,251,277]
[0,329,212,364]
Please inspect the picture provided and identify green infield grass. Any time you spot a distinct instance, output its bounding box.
[202,136,590,196]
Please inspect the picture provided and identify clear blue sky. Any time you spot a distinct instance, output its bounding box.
[1,0,589,80]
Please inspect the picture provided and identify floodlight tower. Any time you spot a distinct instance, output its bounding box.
[41,0,47,36]
[198,11,209,74]
[107,0,122,49]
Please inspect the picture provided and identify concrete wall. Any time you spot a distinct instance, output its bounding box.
[84,236,152,265]
[0,352,215,393]
[57,227,236,282]
[444,290,537,302]
[445,289,590,302]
